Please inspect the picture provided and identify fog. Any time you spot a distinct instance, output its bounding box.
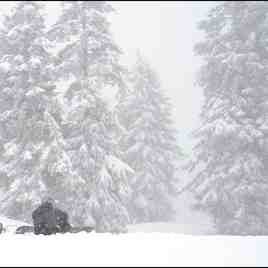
[0,0,268,243]
[0,1,215,154]
[110,1,215,154]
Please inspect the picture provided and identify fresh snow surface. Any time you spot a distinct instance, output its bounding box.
[127,222,215,235]
[171,189,216,235]
[0,216,27,233]
[0,216,266,266]
[0,231,266,266]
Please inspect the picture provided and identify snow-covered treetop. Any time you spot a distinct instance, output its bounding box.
[47,0,126,104]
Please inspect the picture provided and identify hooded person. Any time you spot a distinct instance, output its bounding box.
[32,197,71,235]
[32,197,59,235]
[30,198,93,235]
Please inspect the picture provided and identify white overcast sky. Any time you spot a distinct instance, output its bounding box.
[0,1,216,155]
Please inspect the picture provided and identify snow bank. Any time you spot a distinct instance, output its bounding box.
[0,216,27,234]
[171,191,216,235]
[0,232,267,266]
[0,216,265,266]
[127,222,215,235]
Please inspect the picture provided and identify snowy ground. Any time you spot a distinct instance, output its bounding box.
[0,191,265,266]
[0,216,266,266]
[0,216,28,234]
[127,222,215,235]
[0,231,267,267]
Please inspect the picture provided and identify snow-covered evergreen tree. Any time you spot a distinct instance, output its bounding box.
[118,54,182,223]
[189,1,268,235]
[0,1,84,223]
[48,1,133,232]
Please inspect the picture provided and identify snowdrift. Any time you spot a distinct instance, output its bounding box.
[127,222,215,235]
[0,232,266,266]
[0,216,28,233]
[0,216,266,266]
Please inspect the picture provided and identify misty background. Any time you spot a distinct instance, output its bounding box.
[0,1,219,234]
[4,1,266,237]
[0,1,215,155]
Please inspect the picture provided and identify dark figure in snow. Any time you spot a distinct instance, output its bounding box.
[32,199,58,235]
[32,198,71,235]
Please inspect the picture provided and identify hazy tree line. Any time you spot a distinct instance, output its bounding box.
[0,1,266,236]
[189,1,268,235]
[0,1,181,232]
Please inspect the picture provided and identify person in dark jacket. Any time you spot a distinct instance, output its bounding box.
[32,198,71,235]
[32,199,58,235]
